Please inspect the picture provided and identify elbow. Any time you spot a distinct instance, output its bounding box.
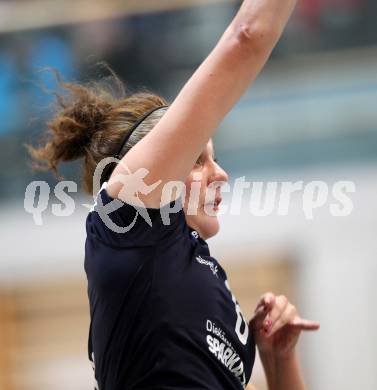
[230,21,279,55]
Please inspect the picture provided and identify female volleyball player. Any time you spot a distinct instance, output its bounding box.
[28,0,320,388]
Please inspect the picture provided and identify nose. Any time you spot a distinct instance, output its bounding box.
[209,160,229,185]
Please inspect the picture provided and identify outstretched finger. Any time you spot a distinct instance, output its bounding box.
[291,316,320,331]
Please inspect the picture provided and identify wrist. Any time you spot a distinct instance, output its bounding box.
[259,346,298,363]
[259,349,304,390]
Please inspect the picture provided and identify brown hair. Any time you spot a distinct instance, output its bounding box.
[26,70,169,194]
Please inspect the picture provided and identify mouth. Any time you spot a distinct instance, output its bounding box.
[204,197,222,210]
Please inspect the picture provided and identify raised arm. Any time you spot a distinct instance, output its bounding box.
[108,0,297,208]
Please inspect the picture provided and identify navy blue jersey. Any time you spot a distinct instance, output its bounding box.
[84,183,256,390]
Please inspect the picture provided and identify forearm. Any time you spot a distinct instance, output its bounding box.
[259,350,306,390]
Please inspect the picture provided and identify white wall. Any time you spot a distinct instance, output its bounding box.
[210,163,377,390]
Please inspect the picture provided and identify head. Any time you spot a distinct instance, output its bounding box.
[27,71,228,240]
[183,139,228,240]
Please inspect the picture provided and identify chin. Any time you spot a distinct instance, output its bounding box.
[194,213,220,240]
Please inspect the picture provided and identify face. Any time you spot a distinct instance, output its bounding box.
[183,139,229,240]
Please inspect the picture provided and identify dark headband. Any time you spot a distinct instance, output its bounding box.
[114,105,168,160]
[100,105,168,185]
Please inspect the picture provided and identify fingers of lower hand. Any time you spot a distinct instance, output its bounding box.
[291,317,321,330]
[255,292,275,313]
[249,304,268,329]
[252,294,319,336]
[252,293,279,327]
[264,297,295,337]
